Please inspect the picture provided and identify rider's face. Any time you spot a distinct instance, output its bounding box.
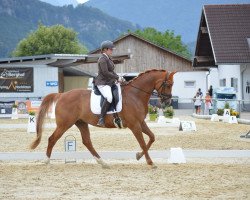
[106,48,113,56]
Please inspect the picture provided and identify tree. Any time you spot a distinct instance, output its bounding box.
[12,24,88,56]
[133,27,191,59]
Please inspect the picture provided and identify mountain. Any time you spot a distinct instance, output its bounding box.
[0,0,138,58]
[85,0,250,44]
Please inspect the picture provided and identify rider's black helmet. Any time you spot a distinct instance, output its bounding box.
[101,40,115,51]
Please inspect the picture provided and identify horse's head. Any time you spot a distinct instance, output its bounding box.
[155,71,176,107]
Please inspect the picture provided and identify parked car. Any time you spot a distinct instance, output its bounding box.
[213,87,237,110]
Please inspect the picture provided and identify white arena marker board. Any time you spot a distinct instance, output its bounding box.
[168,147,186,164]
[11,108,18,119]
[64,135,77,163]
[223,109,230,117]
[27,115,36,133]
[179,121,197,131]
[228,116,238,124]
[211,114,220,122]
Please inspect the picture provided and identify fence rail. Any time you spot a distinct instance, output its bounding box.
[149,97,250,117]
[0,96,250,118]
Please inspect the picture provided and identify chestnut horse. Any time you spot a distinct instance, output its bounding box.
[30,69,175,168]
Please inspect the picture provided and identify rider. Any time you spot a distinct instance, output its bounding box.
[94,40,121,127]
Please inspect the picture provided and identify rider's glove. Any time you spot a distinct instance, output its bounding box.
[118,76,125,82]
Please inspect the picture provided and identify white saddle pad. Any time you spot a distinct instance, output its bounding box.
[90,83,122,114]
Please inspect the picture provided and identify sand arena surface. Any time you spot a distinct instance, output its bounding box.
[0,117,250,199]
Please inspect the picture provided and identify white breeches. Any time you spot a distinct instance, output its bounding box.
[97,85,113,103]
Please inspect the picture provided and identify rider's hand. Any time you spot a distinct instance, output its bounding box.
[118,76,125,82]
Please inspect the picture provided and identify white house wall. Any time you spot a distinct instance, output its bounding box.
[34,65,59,97]
[242,64,250,107]
[172,71,207,108]
[218,65,241,99]
[0,64,59,100]
[208,68,219,90]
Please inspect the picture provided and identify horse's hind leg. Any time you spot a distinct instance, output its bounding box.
[45,126,70,164]
[75,120,110,169]
[136,121,155,161]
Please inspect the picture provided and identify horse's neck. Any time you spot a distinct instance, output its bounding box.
[133,73,159,92]
[124,74,157,101]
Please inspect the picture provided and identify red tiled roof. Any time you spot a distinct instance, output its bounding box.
[204,4,250,64]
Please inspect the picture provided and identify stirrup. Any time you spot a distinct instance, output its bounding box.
[113,117,124,129]
[97,118,105,127]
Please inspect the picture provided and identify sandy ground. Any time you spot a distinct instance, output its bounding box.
[0,117,250,199]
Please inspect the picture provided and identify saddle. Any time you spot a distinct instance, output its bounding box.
[90,83,122,115]
[93,84,119,112]
[90,83,124,128]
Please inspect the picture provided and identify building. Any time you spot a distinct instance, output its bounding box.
[82,33,207,107]
[0,53,129,101]
[193,4,250,109]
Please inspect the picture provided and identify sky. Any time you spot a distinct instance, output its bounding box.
[77,0,89,3]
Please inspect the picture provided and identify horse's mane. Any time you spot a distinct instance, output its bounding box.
[126,69,166,85]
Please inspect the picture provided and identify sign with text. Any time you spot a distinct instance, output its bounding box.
[0,68,33,92]
[223,109,230,117]
[46,81,58,87]
[179,121,197,131]
[0,101,15,114]
[64,135,76,152]
[64,135,77,163]
[27,115,36,133]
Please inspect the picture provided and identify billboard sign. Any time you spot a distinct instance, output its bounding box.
[0,101,15,114]
[0,68,33,92]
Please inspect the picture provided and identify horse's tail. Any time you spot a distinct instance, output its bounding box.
[30,93,61,149]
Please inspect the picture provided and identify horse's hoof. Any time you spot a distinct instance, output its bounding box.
[136,152,141,160]
[95,157,110,169]
[150,164,157,169]
[102,165,110,169]
[44,158,50,165]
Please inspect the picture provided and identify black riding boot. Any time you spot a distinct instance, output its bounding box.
[97,99,110,127]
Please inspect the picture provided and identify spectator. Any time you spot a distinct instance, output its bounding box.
[197,88,203,97]
[204,92,212,115]
[193,92,202,114]
[208,85,213,97]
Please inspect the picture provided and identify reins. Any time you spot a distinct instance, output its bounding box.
[125,71,173,101]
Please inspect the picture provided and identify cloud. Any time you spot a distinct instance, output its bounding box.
[77,0,89,3]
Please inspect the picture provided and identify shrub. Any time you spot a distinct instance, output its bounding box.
[217,109,224,116]
[224,102,230,109]
[163,106,174,118]
[28,111,36,116]
[12,104,18,108]
[230,109,239,118]
[148,104,158,114]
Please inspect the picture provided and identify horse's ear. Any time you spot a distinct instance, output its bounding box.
[169,71,177,80]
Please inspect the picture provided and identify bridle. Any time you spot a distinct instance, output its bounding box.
[129,71,173,102]
[154,72,173,102]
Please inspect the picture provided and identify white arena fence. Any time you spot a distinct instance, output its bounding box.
[149,96,250,118]
[0,96,250,119]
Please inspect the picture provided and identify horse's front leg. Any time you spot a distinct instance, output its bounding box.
[129,122,156,168]
[136,121,155,161]
[75,120,110,169]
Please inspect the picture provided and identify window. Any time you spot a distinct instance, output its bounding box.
[184,81,195,88]
[220,79,226,87]
[231,77,238,92]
